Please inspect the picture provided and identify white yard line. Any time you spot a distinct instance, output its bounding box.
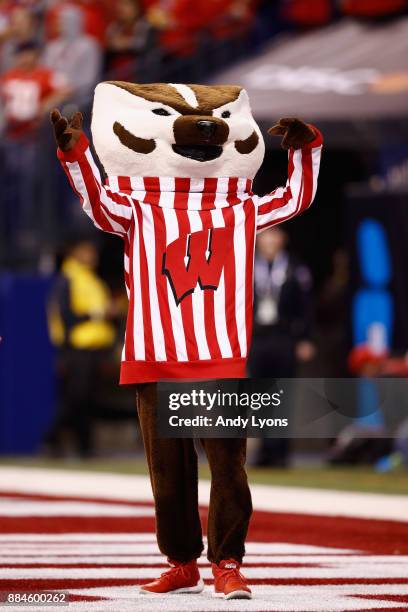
[2,564,408,579]
[0,467,406,522]
[0,498,154,517]
[2,554,373,564]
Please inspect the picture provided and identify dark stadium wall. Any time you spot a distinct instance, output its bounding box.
[253,147,374,290]
[0,275,56,454]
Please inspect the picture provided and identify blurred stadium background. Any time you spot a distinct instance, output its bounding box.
[0,0,408,611]
[1,0,407,472]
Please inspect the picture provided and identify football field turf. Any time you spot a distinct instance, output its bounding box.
[0,463,407,611]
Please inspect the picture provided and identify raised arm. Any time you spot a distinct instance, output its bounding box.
[51,109,133,237]
[255,118,323,233]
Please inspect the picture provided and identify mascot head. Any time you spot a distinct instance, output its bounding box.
[91,82,265,179]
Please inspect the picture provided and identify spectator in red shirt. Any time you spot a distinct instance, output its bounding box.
[106,0,154,80]
[0,41,71,263]
[45,0,110,47]
[76,0,112,44]
[281,0,332,27]
[342,0,407,18]
[1,40,71,138]
[147,0,254,57]
[209,0,256,40]
[147,0,207,56]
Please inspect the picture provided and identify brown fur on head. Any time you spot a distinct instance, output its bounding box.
[106,82,242,116]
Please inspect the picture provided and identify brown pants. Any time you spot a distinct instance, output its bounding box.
[136,383,252,564]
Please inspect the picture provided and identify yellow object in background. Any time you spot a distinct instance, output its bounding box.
[50,257,115,350]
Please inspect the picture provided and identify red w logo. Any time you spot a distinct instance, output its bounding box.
[163,227,234,305]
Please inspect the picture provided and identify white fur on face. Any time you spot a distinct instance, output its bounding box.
[91,83,265,179]
[169,83,198,108]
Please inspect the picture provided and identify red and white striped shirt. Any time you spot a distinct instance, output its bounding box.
[58,129,323,383]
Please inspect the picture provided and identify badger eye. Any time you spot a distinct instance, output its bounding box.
[221,110,231,118]
[152,108,171,116]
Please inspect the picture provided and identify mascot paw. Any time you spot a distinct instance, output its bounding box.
[268,118,316,150]
[51,109,83,151]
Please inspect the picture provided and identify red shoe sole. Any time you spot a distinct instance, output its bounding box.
[213,589,252,600]
[140,579,204,595]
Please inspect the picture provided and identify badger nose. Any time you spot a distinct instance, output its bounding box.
[196,120,217,138]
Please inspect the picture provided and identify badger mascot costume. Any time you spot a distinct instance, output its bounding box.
[51,82,322,599]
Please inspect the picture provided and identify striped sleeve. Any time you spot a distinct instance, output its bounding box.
[57,133,133,237]
[254,127,323,234]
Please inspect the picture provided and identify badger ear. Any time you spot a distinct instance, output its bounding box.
[236,88,251,109]
[93,81,125,104]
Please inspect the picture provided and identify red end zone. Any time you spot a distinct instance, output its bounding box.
[0,489,407,611]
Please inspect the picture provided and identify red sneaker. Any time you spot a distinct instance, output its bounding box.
[140,559,204,594]
[212,559,252,599]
